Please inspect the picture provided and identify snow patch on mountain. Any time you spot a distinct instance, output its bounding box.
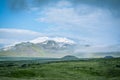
[30,37,49,44]
[52,37,75,44]
[30,37,75,44]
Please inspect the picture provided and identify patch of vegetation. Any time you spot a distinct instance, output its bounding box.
[0,58,120,80]
[7,70,37,78]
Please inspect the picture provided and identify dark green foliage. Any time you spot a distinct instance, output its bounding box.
[20,64,28,68]
[104,56,114,58]
[6,63,15,67]
[116,64,120,68]
[8,70,37,78]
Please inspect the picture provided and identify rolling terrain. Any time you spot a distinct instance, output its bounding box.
[0,58,120,80]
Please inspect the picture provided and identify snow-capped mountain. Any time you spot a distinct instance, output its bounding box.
[30,37,75,44]
[30,37,76,50]
[37,40,75,50]
[25,37,76,50]
[0,37,76,57]
[1,37,75,51]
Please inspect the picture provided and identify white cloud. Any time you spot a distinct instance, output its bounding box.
[0,28,41,35]
[37,2,111,29]
[0,28,44,47]
[36,0,118,46]
[37,7,80,26]
[74,44,120,58]
[75,45,120,53]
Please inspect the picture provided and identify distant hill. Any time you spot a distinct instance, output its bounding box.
[61,55,79,60]
[104,56,114,58]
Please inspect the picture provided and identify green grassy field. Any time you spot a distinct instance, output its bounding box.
[0,58,120,80]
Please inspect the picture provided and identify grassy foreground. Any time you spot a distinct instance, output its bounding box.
[0,58,120,80]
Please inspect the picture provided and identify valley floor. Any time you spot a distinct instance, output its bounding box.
[0,58,120,80]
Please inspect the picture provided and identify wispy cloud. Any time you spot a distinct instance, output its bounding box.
[36,0,119,45]
[0,28,44,47]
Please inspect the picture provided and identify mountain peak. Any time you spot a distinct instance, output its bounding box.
[30,37,49,44]
[30,37,75,44]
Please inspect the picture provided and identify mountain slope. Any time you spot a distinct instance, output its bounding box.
[0,42,45,57]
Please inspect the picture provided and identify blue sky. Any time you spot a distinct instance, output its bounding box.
[0,0,120,52]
